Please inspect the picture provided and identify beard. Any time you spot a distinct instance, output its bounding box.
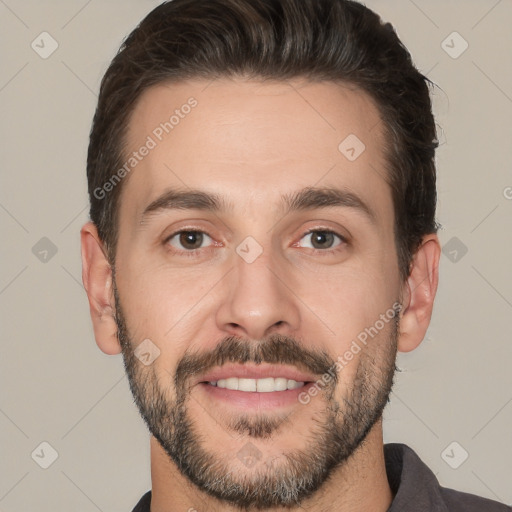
[113,279,399,511]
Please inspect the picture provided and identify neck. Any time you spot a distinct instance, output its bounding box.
[149,418,393,512]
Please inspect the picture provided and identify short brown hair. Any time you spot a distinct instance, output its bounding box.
[87,0,438,281]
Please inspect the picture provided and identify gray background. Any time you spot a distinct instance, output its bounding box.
[1,0,511,510]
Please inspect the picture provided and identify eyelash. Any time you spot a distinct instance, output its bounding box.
[163,228,347,258]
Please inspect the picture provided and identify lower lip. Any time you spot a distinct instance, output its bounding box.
[197,382,314,409]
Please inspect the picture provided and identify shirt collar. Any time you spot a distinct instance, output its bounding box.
[385,443,449,512]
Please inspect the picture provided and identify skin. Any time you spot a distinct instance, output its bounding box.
[81,77,440,512]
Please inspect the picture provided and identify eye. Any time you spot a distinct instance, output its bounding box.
[166,230,213,251]
[297,229,345,251]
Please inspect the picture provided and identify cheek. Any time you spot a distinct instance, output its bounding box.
[299,269,398,379]
[117,253,212,315]
[114,261,223,357]
[330,316,398,397]
[301,267,396,329]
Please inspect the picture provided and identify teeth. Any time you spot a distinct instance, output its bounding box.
[210,377,305,392]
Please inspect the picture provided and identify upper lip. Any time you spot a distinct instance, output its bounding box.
[195,363,318,385]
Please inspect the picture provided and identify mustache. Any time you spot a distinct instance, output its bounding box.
[175,334,338,389]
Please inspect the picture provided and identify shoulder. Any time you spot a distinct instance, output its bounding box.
[131,490,152,512]
[385,443,510,512]
[440,487,511,512]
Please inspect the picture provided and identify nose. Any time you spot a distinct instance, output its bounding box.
[215,250,301,340]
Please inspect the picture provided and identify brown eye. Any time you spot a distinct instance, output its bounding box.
[168,231,212,251]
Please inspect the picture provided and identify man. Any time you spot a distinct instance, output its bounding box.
[80,0,510,511]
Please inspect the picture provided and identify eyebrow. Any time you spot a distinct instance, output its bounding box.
[140,186,377,225]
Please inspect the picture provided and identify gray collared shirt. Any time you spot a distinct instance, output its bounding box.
[385,443,510,511]
[132,443,511,511]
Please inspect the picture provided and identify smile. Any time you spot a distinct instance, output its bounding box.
[207,377,306,392]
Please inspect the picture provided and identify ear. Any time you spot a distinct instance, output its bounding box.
[80,221,121,355]
[398,234,440,353]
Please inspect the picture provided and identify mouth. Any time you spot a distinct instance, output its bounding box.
[205,377,308,392]
[195,363,317,389]
[194,364,317,409]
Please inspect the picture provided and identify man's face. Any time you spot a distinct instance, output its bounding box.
[113,78,403,508]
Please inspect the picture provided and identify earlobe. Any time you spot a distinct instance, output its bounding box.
[397,234,440,353]
[80,222,122,355]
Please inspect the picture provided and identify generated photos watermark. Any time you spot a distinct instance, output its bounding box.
[298,301,402,405]
[93,97,198,200]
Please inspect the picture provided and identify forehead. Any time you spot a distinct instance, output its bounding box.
[120,77,391,225]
